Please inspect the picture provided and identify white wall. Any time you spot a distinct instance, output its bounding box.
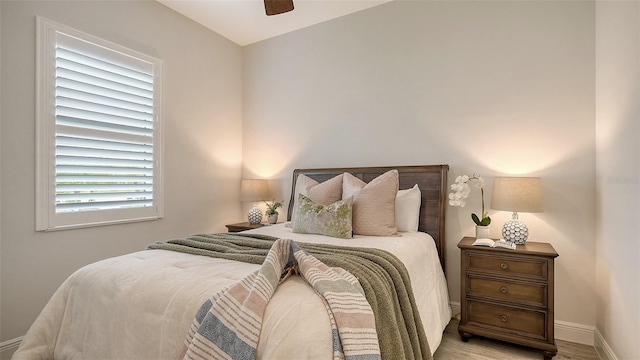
[595,1,640,359]
[243,0,597,338]
[0,0,243,356]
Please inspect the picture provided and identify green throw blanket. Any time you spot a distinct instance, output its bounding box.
[147,233,432,360]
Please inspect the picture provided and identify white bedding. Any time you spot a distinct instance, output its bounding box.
[14,224,451,359]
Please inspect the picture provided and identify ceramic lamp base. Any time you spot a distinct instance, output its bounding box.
[247,207,263,224]
[501,218,529,244]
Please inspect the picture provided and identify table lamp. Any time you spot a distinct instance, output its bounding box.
[240,179,272,224]
[491,177,542,244]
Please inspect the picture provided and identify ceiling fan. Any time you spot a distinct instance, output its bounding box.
[264,0,294,16]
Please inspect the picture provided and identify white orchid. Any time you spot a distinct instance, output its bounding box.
[449,173,491,226]
[448,191,466,207]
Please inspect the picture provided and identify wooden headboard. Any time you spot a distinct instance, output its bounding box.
[287,165,449,269]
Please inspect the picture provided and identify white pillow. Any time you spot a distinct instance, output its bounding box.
[342,170,399,236]
[395,184,421,232]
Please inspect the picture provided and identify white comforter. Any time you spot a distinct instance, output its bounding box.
[13,224,451,359]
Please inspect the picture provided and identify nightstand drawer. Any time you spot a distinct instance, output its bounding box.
[468,275,546,307]
[467,252,548,280]
[467,300,547,340]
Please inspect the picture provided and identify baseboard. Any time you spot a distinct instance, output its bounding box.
[449,301,461,319]
[555,320,594,346]
[0,336,22,353]
[594,328,619,360]
[450,301,597,347]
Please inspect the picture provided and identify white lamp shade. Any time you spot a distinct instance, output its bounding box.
[491,177,543,213]
[240,179,272,202]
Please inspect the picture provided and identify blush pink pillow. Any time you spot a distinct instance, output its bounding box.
[291,173,343,226]
[342,170,399,236]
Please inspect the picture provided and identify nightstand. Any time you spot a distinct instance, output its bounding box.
[457,237,559,360]
[225,222,265,233]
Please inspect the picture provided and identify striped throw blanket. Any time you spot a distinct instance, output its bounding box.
[180,238,380,360]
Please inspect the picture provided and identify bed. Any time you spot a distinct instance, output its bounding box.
[13,165,451,360]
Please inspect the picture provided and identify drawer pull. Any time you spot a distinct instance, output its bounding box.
[500,286,509,294]
[500,314,508,322]
[500,262,509,270]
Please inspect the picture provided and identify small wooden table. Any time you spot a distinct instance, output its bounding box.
[225,222,266,233]
[458,237,559,359]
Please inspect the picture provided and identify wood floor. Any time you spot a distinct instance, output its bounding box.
[434,319,600,360]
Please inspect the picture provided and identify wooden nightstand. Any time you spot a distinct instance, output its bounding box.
[457,237,559,360]
[225,222,265,233]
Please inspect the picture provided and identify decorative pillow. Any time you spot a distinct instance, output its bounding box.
[292,194,353,239]
[342,170,399,236]
[291,173,343,226]
[396,184,421,232]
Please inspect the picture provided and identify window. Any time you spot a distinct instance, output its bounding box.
[36,17,163,231]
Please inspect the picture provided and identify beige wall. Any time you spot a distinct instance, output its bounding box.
[243,0,597,337]
[595,1,640,359]
[0,0,243,355]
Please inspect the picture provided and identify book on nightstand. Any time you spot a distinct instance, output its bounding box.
[472,238,516,250]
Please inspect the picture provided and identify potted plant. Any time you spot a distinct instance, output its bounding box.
[264,200,282,224]
[449,174,491,238]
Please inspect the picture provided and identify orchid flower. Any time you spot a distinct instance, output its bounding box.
[449,174,491,226]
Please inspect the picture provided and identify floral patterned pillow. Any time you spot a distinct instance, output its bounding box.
[292,194,353,239]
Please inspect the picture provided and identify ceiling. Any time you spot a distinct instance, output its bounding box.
[157,0,393,46]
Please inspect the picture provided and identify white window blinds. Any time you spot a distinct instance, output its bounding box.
[37,17,163,231]
[55,34,155,212]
